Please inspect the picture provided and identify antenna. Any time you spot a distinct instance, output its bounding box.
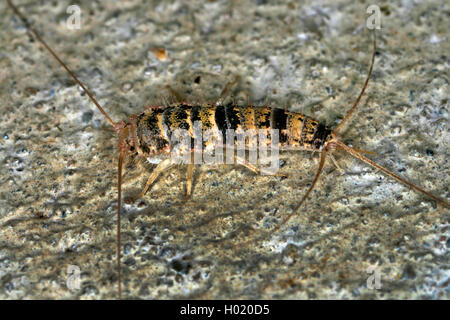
[7,0,125,299]
[7,0,116,126]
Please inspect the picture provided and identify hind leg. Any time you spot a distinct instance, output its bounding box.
[235,157,287,178]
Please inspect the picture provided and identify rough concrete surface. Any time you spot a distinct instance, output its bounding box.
[0,0,448,299]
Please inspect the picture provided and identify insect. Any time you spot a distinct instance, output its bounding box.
[6,0,449,300]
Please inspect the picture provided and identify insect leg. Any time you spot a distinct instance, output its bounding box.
[216,75,241,105]
[274,150,328,233]
[235,157,287,177]
[352,148,377,156]
[236,150,328,247]
[236,157,260,174]
[185,163,194,200]
[329,153,344,173]
[134,159,174,200]
[165,85,183,102]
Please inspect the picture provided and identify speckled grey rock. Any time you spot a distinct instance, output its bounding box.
[0,0,448,299]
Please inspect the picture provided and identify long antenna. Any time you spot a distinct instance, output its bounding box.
[7,0,116,127]
[7,0,124,299]
[117,151,124,299]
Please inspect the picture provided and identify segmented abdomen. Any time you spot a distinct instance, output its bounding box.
[131,104,331,156]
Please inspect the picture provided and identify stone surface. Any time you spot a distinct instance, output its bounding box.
[0,0,448,299]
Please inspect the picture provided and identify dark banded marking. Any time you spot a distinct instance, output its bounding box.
[162,106,175,139]
[189,105,202,148]
[312,123,331,149]
[136,112,152,154]
[225,104,240,130]
[271,108,288,130]
[145,108,163,132]
[271,108,288,143]
[215,105,227,138]
[136,112,147,128]
[190,105,201,126]
[173,107,190,131]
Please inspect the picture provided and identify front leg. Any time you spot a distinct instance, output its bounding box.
[183,163,195,203]
[135,158,174,200]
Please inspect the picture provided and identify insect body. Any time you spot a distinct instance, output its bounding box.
[124,104,331,158]
[7,0,449,300]
[118,104,332,207]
